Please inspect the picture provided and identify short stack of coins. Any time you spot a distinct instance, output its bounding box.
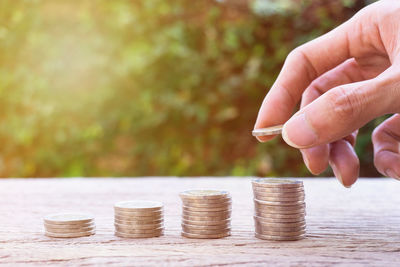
[114,200,164,238]
[252,178,306,241]
[43,213,96,238]
[179,189,232,239]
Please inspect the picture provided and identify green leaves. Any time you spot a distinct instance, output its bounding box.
[0,0,369,177]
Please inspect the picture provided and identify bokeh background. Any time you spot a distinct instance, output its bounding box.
[0,0,382,177]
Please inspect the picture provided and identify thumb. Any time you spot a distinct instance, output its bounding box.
[282,69,400,149]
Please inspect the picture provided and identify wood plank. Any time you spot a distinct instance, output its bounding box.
[0,177,399,266]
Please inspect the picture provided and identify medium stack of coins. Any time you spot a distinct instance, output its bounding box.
[114,200,164,238]
[252,178,306,241]
[43,213,96,238]
[179,190,232,239]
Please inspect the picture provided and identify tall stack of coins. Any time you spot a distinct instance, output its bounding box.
[44,213,96,238]
[114,200,164,238]
[252,178,306,241]
[179,190,232,239]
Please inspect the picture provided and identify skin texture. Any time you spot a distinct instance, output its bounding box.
[254,0,400,187]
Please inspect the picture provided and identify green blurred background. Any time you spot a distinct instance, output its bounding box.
[0,0,382,177]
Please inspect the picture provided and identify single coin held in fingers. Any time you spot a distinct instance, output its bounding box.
[252,125,283,137]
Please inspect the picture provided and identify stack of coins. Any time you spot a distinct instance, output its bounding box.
[114,200,164,238]
[43,213,96,238]
[179,190,232,239]
[252,178,306,241]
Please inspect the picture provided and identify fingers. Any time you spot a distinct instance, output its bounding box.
[254,18,355,142]
[372,114,400,179]
[282,68,400,149]
[299,59,364,175]
[329,140,360,187]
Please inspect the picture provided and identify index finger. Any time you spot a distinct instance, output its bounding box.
[254,19,354,141]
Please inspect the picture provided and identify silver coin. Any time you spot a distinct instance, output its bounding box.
[252,186,304,194]
[114,214,163,222]
[114,222,163,230]
[181,222,230,230]
[182,205,231,212]
[255,232,305,241]
[115,226,164,234]
[181,200,232,209]
[44,222,95,229]
[252,125,283,136]
[179,190,231,200]
[114,217,163,224]
[114,210,163,218]
[181,218,231,226]
[115,230,163,238]
[254,201,305,211]
[181,230,231,239]
[43,213,94,225]
[45,229,96,238]
[182,225,230,235]
[255,211,305,219]
[114,200,163,212]
[182,213,231,221]
[253,215,305,223]
[252,178,303,189]
[254,198,305,207]
[44,225,95,234]
[254,220,306,228]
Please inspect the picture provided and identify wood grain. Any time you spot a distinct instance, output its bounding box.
[1,177,400,266]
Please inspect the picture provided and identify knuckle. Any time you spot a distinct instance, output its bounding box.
[329,87,362,121]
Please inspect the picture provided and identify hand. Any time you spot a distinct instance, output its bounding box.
[254,0,400,187]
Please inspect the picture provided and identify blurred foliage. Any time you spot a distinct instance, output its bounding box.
[0,0,380,177]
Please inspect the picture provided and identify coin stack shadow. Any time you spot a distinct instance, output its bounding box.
[252,178,306,241]
[179,190,232,239]
[44,213,96,238]
[114,200,164,238]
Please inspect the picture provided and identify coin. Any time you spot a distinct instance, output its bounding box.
[252,186,304,194]
[115,231,163,238]
[43,213,94,225]
[181,223,230,230]
[182,205,230,212]
[44,225,95,233]
[252,125,283,136]
[254,215,305,223]
[182,209,231,216]
[255,232,305,241]
[252,178,303,189]
[181,218,231,226]
[182,213,231,221]
[115,222,163,229]
[254,198,304,207]
[181,198,232,205]
[181,231,231,239]
[181,200,232,208]
[253,188,305,196]
[254,201,305,211]
[254,222,305,232]
[114,200,163,212]
[114,210,163,217]
[114,214,163,222]
[44,222,95,229]
[115,226,164,234]
[182,226,230,235]
[45,229,96,238]
[179,190,230,200]
[114,217,163,224]
[255,211,305,219]
[255,226,306,236]
[254,220,306,228]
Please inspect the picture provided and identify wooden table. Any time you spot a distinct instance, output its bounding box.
[1,177,400,266]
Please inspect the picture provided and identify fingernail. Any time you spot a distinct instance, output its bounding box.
[385,169,400,180]
[330,161,351,188]
[282,113,317,148]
